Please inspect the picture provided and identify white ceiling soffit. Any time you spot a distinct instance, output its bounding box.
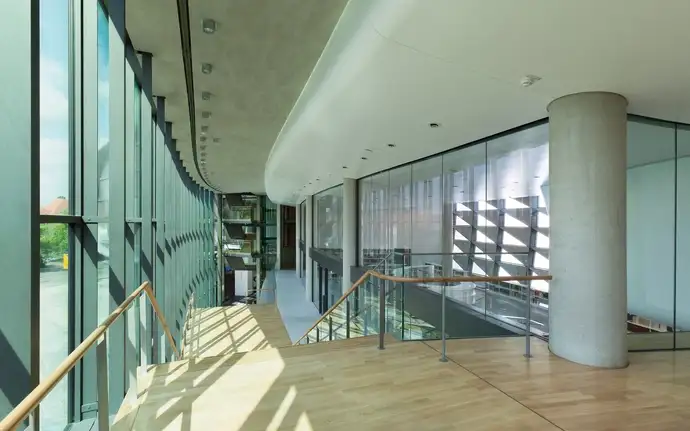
[265,0,690,205]
[125,0,209,189]
[187,0,349,194]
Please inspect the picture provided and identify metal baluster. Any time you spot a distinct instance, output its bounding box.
[329,316,333,341]
[440,282,448,362]
[379,276,386,350]
[97,335,110,430]
[346,299,351,339]
[524,285,532,358]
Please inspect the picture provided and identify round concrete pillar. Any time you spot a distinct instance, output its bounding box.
[547,92,628,368]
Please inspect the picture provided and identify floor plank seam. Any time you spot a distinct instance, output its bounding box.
[420,341,566,431]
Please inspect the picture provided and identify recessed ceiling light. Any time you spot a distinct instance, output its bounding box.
[201,63,213,74]
[388,143,396,148]
[200,152,207,157]
[213,138,220,143]
[361,157,367,160]
[202,19,217,34]
[521,74,542,87]
[201,111,211,118]
[199,136,207,142]
[429,122,440,128]
[365,149,373,153]
[200,125,209,133]
[200,145,206,150]
[201,91,211,100]
[316,178,320,181]
[342,166,347,169]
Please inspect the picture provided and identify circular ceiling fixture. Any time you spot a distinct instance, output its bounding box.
[202,19,217,34]
[520,74,542,87]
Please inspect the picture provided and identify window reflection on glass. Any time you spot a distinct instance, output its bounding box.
[97,2,110,216]
[39,0,70,211]
[626,119,675,350]
[39,223,69,430]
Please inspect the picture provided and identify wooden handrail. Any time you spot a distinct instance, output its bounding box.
[0,281,178,430]
[294,271,553,345]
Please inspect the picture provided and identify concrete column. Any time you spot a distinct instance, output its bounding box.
[295,204,301,278]
[548,92,628,368]
[305,195,314,301]
[343,178,357,293]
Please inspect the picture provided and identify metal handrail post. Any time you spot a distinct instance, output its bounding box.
[524,285,532,358]
[440,282,448,362]
[379,271,386,349]
[96,335,110,431]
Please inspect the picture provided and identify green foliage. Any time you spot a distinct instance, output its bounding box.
[40,223,69,265]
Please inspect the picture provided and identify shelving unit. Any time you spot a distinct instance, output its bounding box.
[220,193,277,304]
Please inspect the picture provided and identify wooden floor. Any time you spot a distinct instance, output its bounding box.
[182,304,292,358]
[117,326,690,430]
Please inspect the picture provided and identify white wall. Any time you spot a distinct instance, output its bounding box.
[627,157,690,329]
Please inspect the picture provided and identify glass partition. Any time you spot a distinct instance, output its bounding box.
[355,117,690,351]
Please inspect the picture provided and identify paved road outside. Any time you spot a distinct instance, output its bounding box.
[39,263,69,431]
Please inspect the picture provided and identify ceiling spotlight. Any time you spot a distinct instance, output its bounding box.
[429,122,440,128]
[199,136,207,142]
[387,143,396,148]
[342,166,347,169]
[202,19,217,34]
[201,91,212,100]
[201,111,211,119]
[201,63,213,74]
[361,157,367,160]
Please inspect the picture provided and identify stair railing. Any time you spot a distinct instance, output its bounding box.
[294,271,552,357]
[0,281,178,431]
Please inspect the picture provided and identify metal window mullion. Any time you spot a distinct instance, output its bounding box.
[154,99,166,362]
[107,0,127,413]
[123,44,138,394]
[138,53,153,367]
[78,0,100,420]
[68,0,84,422]
[0,1,40,427]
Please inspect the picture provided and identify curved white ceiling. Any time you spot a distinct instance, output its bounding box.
[265,0,690,204]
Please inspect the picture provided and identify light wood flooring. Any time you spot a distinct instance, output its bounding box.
[182,304,292,358]
[115,308,690,431]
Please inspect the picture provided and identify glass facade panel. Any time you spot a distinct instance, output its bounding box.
[676,125,690,348]
[626,119,676,350]
[97,3,110,217]
[0,1,220,425]
[314,186,343,251]
[39,0,70,212]
[39,224,70,431]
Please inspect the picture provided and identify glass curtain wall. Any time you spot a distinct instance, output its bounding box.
[0,0,218,428]
[359,122,551,338]
[312,186,344,310]
[299,200,306,282]
[357,116,690,350]
[626,117,690,351]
